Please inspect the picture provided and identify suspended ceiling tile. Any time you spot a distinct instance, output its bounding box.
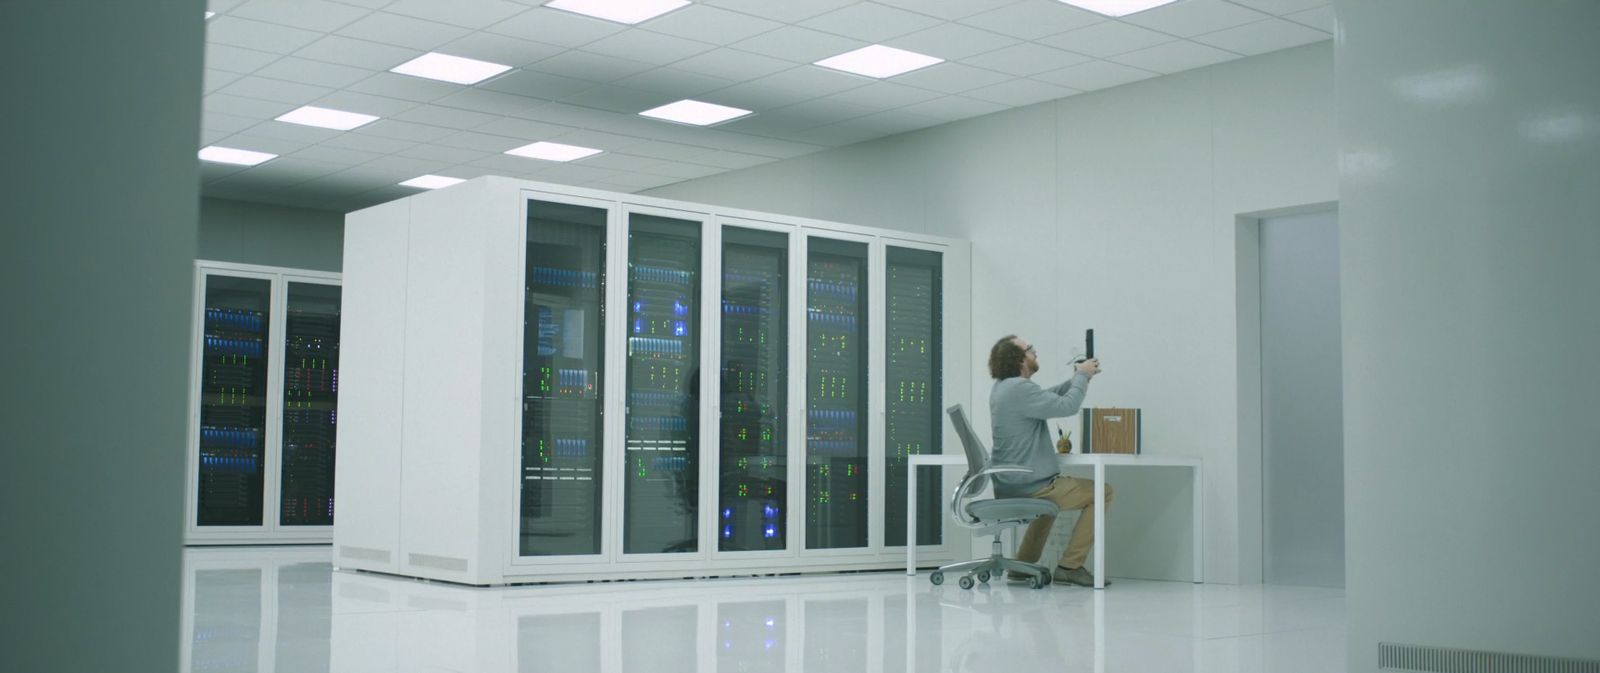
[431,89,546,116]
[322,132,418,155]
[529,50,658,83]
[311,90,420,117]
[436,32,566,68]
[479,69,600,101]
[472,116,575,142]
[336,11,473,51]
[229,0,373,32]
[898,95,1009,123]
[1038,20,1175,58]
[960,0,1105,41]
[395,143,492,164]
[240,119,345,144]
[701,80,814,111]
[391,104,501,130]
[1107,39,1239,74]
[670,49,796,82]
[382,0,529,29]
[962,42,1092,77]
[486,7,625,48]
[874,0,1022,21]
[214,133,315,155]
[205,92,297,119]
[749,66,871,100]
[202,110,262,134]
[1032,59,1158,91]
[348,72,466,102]
[217,76,336,105]
[641,5,784,45]
[883,22,1021,62]
[613,67,737,97]
[701,0,860,24]
[579,152,669,173]
[207,16,325,54]
[290,144,386,166]
[730,26,861,64]
[562,85,681,115]
[254,57,375,89]
[205,43,282,74]
[549,129,651,152]
[204,69,245,93]
[642,161,724,180]
[963,77,1078,107]
[293,35,416,71]
[1192,18,1329,55]
[351,119,456,142]
[432,130,530,152]
[889,61,1013,94]
[799,3,944,43]
[1225,0,1329,16]
[471,153,554,173]
[1120,0,1272,37]
[581,28,718,65]
[822,81,944,109]
[1284,5,1335,33]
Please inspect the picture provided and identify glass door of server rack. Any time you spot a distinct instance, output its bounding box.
[279,282,340,527]
[883,247,942,547]
[718,227,788,552]
[805,238,869,550]
[197,275,272,527]
[622,213,702,555]
[521,199,608,557]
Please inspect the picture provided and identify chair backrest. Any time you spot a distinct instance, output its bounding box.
[946,404,990,492]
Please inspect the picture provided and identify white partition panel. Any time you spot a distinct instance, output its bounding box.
[337,177,969,584]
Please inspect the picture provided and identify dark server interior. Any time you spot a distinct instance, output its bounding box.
[883,247,942,547]
[197,276,270,526]
[805,238,869,550]
[279,282,340,527]
[622,214,701,554]
[521,200,607,556]
[718,227,788,552]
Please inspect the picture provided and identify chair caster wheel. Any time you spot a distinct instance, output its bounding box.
[929,572,944,586]
[1028,576,1044,589]
[976,570,990,583]
[958,575,975,590]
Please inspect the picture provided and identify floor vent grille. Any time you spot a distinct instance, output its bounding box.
[1380,643,1600,673]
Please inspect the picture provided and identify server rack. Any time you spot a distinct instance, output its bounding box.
[336,178,968,584]
[186,261,341,545]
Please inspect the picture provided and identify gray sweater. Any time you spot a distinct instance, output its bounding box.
[988,373,1091,497]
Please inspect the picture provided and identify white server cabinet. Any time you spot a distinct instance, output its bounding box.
[185,261,342,545]
[335,177,969,584]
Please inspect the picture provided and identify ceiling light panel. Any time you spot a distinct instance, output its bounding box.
[390,52,512,85]
[275,105,380,130]
[545,0,690,25]
[505,141,604,161]
[399,175,467,189]
[639,99,753,126]
[199,146,278,166]
[1058,0,1180,18]
[814,45,944,79]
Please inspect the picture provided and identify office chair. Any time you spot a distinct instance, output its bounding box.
[930,404,1060,590]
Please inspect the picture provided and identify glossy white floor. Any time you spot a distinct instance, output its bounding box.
[182,547,1345,673]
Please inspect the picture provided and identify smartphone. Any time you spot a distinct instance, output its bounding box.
[1085,328,1095,359]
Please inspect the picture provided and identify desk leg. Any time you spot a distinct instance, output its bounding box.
[1192,463,1203,583]
[1094,462,1105,590]
[906,462,918,576]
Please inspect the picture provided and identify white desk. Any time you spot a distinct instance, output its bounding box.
[905,453,1203,589]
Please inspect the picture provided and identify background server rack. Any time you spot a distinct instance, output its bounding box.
[883,247,943,547]
[335,177,969,584]
[805,239,870,550]
[719,228,788,552]
[187,262,342,544]
[622,213,703,554]
[521,199,608,557]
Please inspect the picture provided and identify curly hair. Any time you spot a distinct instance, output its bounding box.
[988,334,1026,380]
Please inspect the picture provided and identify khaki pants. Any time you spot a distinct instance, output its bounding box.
[1015,476,1114,570]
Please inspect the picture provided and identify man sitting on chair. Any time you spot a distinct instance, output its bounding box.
[988,334,1113,587]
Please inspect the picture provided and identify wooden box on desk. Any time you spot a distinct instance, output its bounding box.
[1080,408,1141,454]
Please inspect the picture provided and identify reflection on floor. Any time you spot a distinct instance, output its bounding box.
[182,547,1345,673]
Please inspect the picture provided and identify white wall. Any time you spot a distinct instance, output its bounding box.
[650,42,1337,583]
[0,2,202,672]
[1337,1,1600,668]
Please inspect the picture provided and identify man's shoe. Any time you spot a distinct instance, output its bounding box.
[1053,566,1110,587]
